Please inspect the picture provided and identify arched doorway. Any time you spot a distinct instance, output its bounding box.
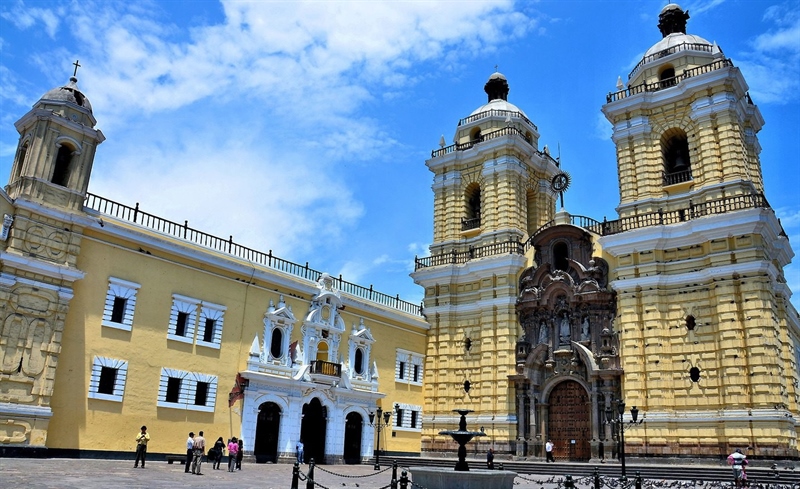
[254,402,281,463]
[548,380,591,461]
[343,412,363,464]
[301,398,327,464]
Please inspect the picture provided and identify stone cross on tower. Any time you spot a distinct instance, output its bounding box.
[72,59,81,77]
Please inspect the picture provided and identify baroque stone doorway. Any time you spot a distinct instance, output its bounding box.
[343,411,363,464]
[301,398,328,464]
[548,380,591,461]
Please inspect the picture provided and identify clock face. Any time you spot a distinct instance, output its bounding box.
[551,172,571,192]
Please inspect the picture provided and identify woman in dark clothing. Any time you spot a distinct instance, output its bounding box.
[212,437,225,470]
[236,438,244,470]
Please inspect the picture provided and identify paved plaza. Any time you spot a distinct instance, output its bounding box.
[0,458,568,489]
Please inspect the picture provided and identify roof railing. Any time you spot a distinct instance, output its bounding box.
[608,58,732,103]
[628,42,720,80]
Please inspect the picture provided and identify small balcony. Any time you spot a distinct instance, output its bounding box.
[663,168,693,186]
[461,217,481,231]
[308,360,341,384]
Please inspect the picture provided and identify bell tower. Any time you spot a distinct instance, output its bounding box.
[601,4,798,458]
[7,68,104,211]
[412,72,560,454]
[0,68,99,453]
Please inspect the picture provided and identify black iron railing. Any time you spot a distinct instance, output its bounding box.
[416,193,771,270]
[83,193,423,316]
[461,217,481,231]
[431,126,533,158]
[628,42,720,80]
[458,109,537,132]
[608,58,733,103]
[309,360,341,377]
[663,168,693,186]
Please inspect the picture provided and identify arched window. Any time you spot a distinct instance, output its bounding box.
[553,242,569,271]
[270,328,283,358]
[470,127,482,143]
[316,341,329,361]
[462,183,481,230]
[659,66,676,88]
[52,144,74,187]
[354,347,364,375]
[661,129,692,185]
[12,142,28,182]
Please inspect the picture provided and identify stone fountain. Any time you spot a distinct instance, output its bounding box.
[410,409,517,489]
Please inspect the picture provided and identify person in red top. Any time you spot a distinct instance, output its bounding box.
[227,437,239,472]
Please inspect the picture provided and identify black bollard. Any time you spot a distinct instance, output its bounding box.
[634,471,642,489]
[594,467,601,489]
[399,469,409,489]
[306,459,315,489]
[564,474,575,489]
[291,462,299,489]
[498,462,504,471]
[391,460,398,489]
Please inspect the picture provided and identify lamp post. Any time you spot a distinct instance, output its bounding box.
[369,407,392,470]
[605,399,642,481]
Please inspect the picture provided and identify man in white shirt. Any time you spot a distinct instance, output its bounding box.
[545,439,555,463]
[184,432,194,473]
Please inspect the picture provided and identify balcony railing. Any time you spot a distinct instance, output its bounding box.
[608,58,733,103]
[415,192,773,270]
[663,168,693,186]
[309,360,341,377]
[461,217,481,231]
[628,42,720,80]
[83,193,423,316]
[458,109,537,132]
[431,125,534,158]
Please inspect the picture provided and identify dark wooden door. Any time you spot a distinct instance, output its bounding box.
[343,412,363,464]
[254,402,281,463]
[548,380,591,461]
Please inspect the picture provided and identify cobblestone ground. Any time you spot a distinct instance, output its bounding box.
[0,458,565,489]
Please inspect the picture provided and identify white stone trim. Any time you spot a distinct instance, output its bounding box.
[395,349,424,385]
[196,303,225,349]
[157,367,217,412]
[393,403,422,431]
[101,277,141,332]
[88,356,128,402]
[167,295,199,344]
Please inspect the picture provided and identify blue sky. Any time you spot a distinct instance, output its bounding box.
[1,0,799,310]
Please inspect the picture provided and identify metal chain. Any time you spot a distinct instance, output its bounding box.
[314,463,393,478]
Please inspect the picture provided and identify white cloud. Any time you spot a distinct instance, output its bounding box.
[0,0,60,38]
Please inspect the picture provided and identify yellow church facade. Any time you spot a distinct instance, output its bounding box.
[1,4,798,464]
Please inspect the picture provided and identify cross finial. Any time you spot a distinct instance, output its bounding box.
[72,60,81,77]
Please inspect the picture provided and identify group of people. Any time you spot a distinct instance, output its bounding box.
[134,427,244,475]
[185,431,244,474]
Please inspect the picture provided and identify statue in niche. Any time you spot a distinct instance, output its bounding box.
[538,319,549,345]
[559,312,571,345]
[581,316,590,341]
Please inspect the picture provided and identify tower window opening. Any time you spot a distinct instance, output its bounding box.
[52,144,74,187]
[270,328,283,358]
[659,66,676,88]
[686,315,696,331]
[13,143,28,182]
[470,128,482,143]
[462,183,481,230]
[553,242,570,272]
[689,366,701,383]
[661,129,692,185]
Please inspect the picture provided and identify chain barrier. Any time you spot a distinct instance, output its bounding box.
[314,463,392,478]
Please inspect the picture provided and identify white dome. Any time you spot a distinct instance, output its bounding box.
[469,98,527,117]
[645,32,712,58]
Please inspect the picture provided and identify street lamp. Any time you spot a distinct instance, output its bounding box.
[605,399,642,481]
[368,406,392,470]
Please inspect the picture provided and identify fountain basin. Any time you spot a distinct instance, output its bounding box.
[409,467,517,489]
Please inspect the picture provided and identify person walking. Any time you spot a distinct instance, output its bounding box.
[236,438,244,470]
[191,430,206,475]
[296,439,305,464]
[486,448,494,469]
[211,436,225,470]
[134,425,150,468]
[545,439,555,463]
[227,437,239,472]
[728,448,748,488]
[184,432,194,473]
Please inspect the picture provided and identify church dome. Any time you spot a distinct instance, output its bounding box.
[40,77,93,113]
[469,98,527,118]
[644,32,712,57]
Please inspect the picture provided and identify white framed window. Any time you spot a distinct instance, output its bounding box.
[101,277,141,331]
[348,319,375,381]
[196,302,226,349]
[157,367,218,412]
[167,294,199,344]
[393,403,422,432]
[88,356,128,402]
[395,349,424,385]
